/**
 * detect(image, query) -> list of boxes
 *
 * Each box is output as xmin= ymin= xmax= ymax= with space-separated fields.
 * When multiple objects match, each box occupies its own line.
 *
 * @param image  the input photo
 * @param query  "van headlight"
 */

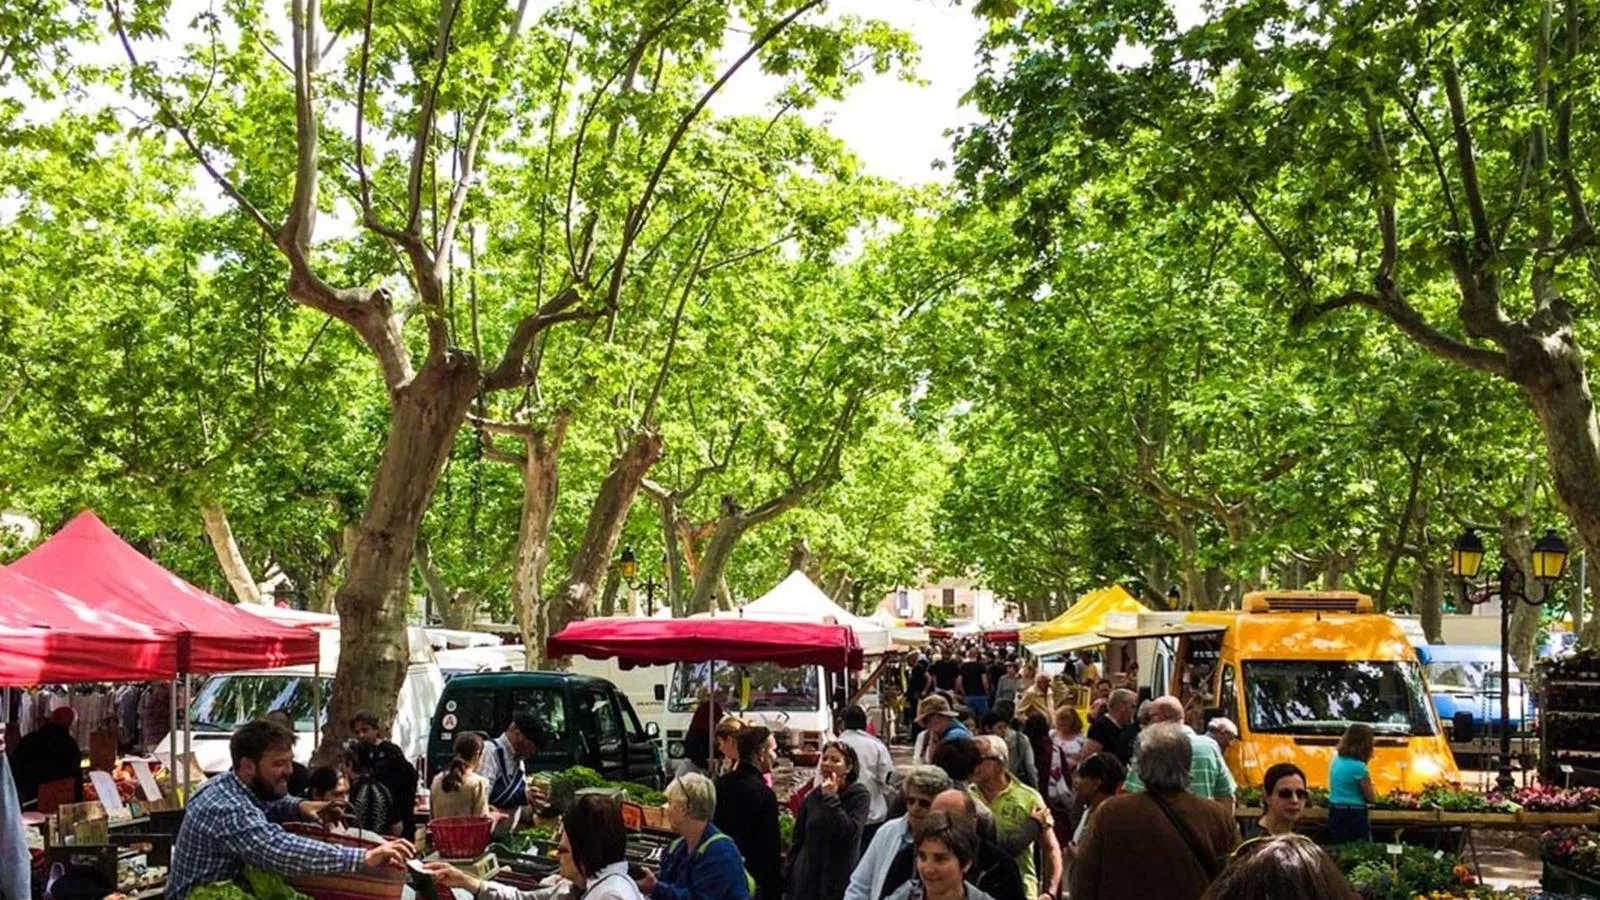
xmin=667 ymin=740 xmax=685 ymax=759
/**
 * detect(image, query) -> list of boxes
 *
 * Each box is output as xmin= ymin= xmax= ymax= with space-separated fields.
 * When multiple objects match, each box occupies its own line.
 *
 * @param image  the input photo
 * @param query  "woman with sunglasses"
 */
xmin=1243 ymin=764 xmax=1308 ymax=839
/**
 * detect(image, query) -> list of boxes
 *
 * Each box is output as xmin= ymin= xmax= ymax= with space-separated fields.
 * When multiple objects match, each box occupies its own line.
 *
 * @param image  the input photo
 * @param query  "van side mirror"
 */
xmin=645 ymin=721 xmax=660 ymax=738
xmin=654 ymin=685 xmax=665 ymax=702
xmin=1452 ymin=711 xmax=1476 ymax=742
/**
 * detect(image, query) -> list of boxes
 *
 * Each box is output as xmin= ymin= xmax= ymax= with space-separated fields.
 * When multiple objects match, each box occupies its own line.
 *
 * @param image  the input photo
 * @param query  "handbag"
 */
xmin=1145 ymin=793 xmax=1221 ymax=881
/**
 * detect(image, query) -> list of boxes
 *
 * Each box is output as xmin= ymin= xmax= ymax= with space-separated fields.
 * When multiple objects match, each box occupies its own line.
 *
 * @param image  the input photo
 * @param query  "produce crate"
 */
xmin=641 ymin=805 xmax=669 ymax=830
xmin=1369 ymin=809 xmax=1441 ymax=824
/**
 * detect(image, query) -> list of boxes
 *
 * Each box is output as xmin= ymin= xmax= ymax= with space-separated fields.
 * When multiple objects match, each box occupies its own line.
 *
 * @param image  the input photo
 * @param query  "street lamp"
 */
xmin=1168 ymin=584 xmax=1182 ymax=610
xmin=1450 ymin=526 xmax=1571 ymax=792
xmin=615 ymin=546 xmax=658 ymax=617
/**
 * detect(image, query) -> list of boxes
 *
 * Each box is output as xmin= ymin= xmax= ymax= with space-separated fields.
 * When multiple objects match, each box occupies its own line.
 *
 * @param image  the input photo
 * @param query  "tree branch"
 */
xmin=1442 ymin=55 xmax=1495 ymax=253
xmin=406 ymin=0 xmax=462 ymax=234
xmin=1298 ymin=290 xmax=1509 ymax=376
xmin=482 ymin=287 xmax=598 ymax=391
xmin=282 ymin=0 xmax=320 ymax=255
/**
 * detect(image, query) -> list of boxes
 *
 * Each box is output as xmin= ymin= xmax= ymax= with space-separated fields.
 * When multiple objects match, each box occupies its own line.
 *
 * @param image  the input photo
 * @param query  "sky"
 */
xmin=712 ymin=0 xmax=988 ymax=186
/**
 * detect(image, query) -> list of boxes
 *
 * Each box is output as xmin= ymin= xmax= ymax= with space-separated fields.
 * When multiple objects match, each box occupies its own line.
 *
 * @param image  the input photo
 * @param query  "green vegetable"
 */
xmin=778 ymin=811 xmax=795 ymax=851
xmin=617 ymin=782 xmax=668 ymax=806
xmin=188 ymin=883 xmax=252 ymax=900
xmin=242 ymin=868 xmax=311 ymax=900
xmin=562 ymin=766 xmax=607 ymax=788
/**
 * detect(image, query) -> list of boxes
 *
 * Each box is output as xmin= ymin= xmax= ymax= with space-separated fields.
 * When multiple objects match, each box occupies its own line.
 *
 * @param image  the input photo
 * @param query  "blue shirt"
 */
xmin=1329 ymin=755 xmax=1370 ymax=807
xmin=652 ymin=824 xmax=751 ymax=900
xmin=166 ymin=773 xmax=365 ymax=900
xmin=477 ymin=734 xmax=529 ymax=809
xmin=941 ymin=722 xmax=973 ymax=744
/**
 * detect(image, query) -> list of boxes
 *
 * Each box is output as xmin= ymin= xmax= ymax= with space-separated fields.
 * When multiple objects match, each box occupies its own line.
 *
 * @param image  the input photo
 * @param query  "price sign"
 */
xmin=88 ymin=770 xmax=124 ymax=814
xmin=129 ymin=759 xmax=162 ymax=802
xmin=1561 ymin=764 xmax=1575 ymax=774
xmin=1386 ymin=844 xmax=1403 ymax=857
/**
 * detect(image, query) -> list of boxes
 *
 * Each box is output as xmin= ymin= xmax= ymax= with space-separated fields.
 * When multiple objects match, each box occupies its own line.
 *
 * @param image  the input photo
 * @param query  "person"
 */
xmin=915 ymin=696 xmax=972 ymax=750
xmin=428 ymin=794 xmax=645 ymax=899
xmin=970 ymin=735 xmax=1060 ymax=900
xmin=980 ymin=709 xmax=1035 ymax=788
xmin=786 ymin=741 xmax=872 ymax=900
xmin=1199 ymin=833 xmax=1359 ymax=900
xmin=10 ymin=707 xmax=82 ymax=806
xmin=347 ymin=740 xmax=401 ymax=836
xmin=846 ymin=765 xmax=954 ymax=900
xmin=835 ymin=705 xmax=898 ymax=829
xmin=478 ymin=711 xmax=547 ymax=820
xmin=1124 ymin=696 xmax=1236 ymax=811
xmin=638 ymin=773 xmax=749 ymax=900
xmin=139 ymin=683 xmax=172 ymax=754
xmin=714 ymin=716 xmax=749 ymax=777
xmin=1206 ymin=718 xmax=1239 ymax=757
xmin=347 ymin=712 xmax=420 ymax=838
xmin=431 ymin=731 xmax=491 ymax=820
xmin=1069 ymin=723 xmax=1237 ymax=900
xmin=264 ymin=710 xmax=311 ymax=798
xmin=303 ymin=765 xmax=348 ymax=804
xmin=1328 ymin=724 xmax=1376 ymax=844
xmin=906 ymin=654 xmax=932 ymax=736
xmin=926 ymin=790 xmax=1026 ymax=900
xmin=166 ymin=720 xmax=412 ymax=900
xmin=931 ymin=737 xmax=983 ymax=791
xmin=985 ymin=653 xmax=1007 ymax=706
xmin=930 ymin=647 xmax=961 ymax=694
xmin=1244 ymin=763 xmax=1308 ymax=839
xmin=882 ymin=812 xmax=997 ymax=900
xmin=1065 ymin=752 xmax=1126 ymax=869
xmin=994 ymin=663 xmax=1022 ymax=711
xmin=957 ymin=649 xmax=991 ymax=718
xmin=715 ymin=726 xmax=781 ymax=900
xmin=1043 ymin=706 xmax=1084 ymax=825
xmin=1080 ymin=689 xmax=1137 ymax=765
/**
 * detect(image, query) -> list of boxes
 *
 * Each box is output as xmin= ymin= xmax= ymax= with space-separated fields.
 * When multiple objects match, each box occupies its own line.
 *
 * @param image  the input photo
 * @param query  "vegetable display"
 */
xmin=1493 ymin=785 xmax=1600 ymax=813
xmin=1369 ymin=785 xmax=1514 ymax=813
xmin=186 ymin=868 xmax=310 ymax=900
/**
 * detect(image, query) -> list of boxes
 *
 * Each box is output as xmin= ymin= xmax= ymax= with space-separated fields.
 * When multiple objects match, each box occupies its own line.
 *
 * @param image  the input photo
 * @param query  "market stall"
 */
xmin=728 ymin=569 xmax=894 ymax=654
xmin=1021 ymin=584 xmax=1151 ymax=661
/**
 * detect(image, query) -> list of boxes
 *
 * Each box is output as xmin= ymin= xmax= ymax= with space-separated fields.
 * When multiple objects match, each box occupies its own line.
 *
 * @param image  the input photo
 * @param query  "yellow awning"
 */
xmin=1021 ymin=585 xmax=1152 ymax=647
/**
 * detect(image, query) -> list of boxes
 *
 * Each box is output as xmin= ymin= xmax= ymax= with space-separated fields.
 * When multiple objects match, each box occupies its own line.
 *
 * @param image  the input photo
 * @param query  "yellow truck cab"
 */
xmin=1128 ymin=590 xmax=1459 ymax=793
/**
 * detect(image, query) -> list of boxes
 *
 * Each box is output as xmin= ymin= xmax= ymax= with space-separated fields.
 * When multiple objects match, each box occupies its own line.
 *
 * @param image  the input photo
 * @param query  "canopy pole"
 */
xmin=168 ymin=680 xmax=178 ymax=775
xmin=183 ymin=673 xmax=193 ymax=802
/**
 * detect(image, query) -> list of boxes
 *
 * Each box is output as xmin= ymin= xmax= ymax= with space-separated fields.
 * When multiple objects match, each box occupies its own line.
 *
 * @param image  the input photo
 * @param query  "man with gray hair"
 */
xmin=1206 ymin=717 xmax=1238 ymax=755
xmin=1124 ymin=696 xmax=1236 ymax=811
xmin=844 ymin=765 xmax=953 ymax=900
xmin=1081 ymin=688 xmax=1138 ymax=764
xmin=972 ymin=734 xmax=1061 ymax=900
xmin=1069 ymin=724 xmax=1236 ymax=900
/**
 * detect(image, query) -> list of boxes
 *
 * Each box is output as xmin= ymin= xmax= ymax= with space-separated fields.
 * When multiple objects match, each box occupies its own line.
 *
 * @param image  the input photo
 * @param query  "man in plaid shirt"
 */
xmin=166 ymin=720 xmax=413 ymax=900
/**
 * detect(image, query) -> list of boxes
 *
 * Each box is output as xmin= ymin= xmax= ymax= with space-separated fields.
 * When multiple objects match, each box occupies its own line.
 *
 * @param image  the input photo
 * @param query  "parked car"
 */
xmin=428 ymin=672 xmax=665 ymax=787
xmin=1416 ymin=643 xmax=1533 ymax=736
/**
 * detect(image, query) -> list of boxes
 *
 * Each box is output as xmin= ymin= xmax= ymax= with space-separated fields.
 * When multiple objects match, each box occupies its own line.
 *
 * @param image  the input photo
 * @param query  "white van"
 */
xmin=154 ymin=627 xmax=444 ymax=775
xmin=662 ymin=660 xmax=836 ymax=765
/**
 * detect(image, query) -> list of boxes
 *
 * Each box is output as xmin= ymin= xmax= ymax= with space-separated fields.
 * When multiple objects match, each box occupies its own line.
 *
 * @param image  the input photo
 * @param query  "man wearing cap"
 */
xmin=915 ymin=695 xmax=972 ymax=750
xmin=477 ymin=712 xmax=547 ymax=825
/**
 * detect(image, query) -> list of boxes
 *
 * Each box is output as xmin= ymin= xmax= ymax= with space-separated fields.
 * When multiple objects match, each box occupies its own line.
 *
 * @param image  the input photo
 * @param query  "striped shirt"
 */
xmin=1123 ymin=726 xmax=1237 ymax=800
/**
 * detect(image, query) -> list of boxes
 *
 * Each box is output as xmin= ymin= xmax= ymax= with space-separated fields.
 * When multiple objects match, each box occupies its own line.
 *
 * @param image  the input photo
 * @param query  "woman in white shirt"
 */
xmin=426 ymin=795 xmax=645 ymax=900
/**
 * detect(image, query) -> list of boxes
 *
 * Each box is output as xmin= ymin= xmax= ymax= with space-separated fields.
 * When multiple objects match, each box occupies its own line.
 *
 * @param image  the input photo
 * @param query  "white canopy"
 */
xmin=732 ymin=570 xmax=895 ymax=654
xmin=867 ymin=609 xmax=929 ymax=646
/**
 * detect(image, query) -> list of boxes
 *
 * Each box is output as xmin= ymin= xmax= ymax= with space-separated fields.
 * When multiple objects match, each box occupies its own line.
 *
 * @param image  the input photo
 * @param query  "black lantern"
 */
xmin=1450 ymin=529 xmax=1485 ymax=580
xmin=1530 ymin=529 xmax=1572 ymax=583
xmin=618 ymin=546 xmax=638 ymax=583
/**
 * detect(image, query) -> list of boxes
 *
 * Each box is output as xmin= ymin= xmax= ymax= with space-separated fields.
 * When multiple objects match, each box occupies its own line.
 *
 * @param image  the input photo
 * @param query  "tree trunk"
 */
xmin=543 ymin=429 xmax=663 ymax=662
xmin=1501 ymin=514 xmax=1543 ymax=674
xmin=1583 ymin=553 xmax=1600 ymax=648
xmin=788 ymin=537 xmax=814 ymax=575
xmin=689 ymin=504 xmax=743 ymax=615
xmin=599 ymin=565 xmax=624 ymax=617
xmin=1376 ymin=452 xmax=1425 ymax=611
xmin=416 ymin=537 xmax=482 ymax=631
xmin=510 ymin=439 xmax=563 ymax=669
xmin=717 ymin=575 xmax=736 ymax=611
xmin=317 ymin=359 xmax=478 ymax=763
xmin=1416 ymin=564 xmax=1444 ymax=644
xmin=199 ymin=499 xmax=262 ymax=605
xmin=1517 ymin=341 xmax=1600 ymax=587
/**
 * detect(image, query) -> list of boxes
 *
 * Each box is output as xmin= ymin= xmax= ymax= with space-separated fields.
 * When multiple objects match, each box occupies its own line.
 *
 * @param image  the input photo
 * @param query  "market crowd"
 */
xmin=113 ymin=640 xmax=1382 ymax=900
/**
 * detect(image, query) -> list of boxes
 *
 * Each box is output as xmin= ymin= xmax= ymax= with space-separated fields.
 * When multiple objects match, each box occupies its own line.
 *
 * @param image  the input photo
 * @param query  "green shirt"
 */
xmin=1124 ymin=726 xmax=1237 ymax=800
xmin=971 ymin=777 xmax=1047 ymax=897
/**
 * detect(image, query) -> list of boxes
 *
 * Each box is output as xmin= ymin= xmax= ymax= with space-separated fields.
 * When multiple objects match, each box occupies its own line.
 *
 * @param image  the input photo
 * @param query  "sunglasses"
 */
xmin=1274 ymin=789 xmax=1310 ymax=800
xmin=905 ymin=796 xmax=934 ymax=810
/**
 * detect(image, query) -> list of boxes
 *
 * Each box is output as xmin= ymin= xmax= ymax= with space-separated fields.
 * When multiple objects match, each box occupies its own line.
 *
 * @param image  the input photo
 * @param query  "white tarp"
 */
xmin=867 ymin=610 xmax=929 ymax=646
xmin=734 ymin=570 xmax=895 ymax=654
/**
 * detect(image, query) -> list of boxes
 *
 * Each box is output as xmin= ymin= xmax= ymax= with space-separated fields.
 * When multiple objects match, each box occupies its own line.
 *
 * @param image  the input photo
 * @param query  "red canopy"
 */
xmin=547 ymin=617 xmax=864 ymax=670
xmin=11 ymin=511 xmax=320 ymax=674
xmin=0 ymin=564 xmax=177 ymax=685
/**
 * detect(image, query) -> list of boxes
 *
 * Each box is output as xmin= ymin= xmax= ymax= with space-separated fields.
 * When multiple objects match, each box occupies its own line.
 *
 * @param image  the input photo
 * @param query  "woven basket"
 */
xmin=429 ymin=816 xmax=494 ymax=859
xmin=280 ymin=822 xmax=407 ymax=900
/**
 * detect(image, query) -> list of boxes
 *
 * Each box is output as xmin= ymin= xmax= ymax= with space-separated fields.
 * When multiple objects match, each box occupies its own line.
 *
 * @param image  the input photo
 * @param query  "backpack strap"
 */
xmin=696 ymin=832 xmax=731 ymax=856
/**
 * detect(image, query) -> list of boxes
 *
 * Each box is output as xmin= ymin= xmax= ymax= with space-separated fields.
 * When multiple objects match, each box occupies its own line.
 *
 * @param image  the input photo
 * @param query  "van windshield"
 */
xmin=668 ymin=662 xmax=820 ymax=713
xmin=1243 ymin=660 xmax=1436 ymax=736
xmin=190 ymin=674 xmax=331 ymax=732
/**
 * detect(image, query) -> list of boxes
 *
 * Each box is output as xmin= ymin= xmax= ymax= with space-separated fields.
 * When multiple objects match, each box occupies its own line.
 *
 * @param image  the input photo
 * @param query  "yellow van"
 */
xmin=1121 ymin=591 xmax=1459 ymax=793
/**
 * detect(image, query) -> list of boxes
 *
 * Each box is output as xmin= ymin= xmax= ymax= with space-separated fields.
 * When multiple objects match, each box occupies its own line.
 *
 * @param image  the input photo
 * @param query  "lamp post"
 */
xmin=616 ymin=546 xmax=658 ymax=616
xmin=1450 ymin=527 xmax=1571 ymax=792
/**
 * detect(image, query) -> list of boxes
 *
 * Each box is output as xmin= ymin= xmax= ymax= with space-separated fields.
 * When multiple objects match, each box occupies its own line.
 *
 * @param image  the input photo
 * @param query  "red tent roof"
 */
xmin=11 ymin=511 xmax=320 ymax=674
xmin=546 ymin=617 xmax=864 ymax=670
xmin=0 ymin=564 xmax=177 ymax=684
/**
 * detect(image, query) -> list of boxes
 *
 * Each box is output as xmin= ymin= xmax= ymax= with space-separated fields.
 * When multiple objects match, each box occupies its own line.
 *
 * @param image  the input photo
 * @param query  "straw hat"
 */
xmin=915 ymin=695 xmax=956 ymax=725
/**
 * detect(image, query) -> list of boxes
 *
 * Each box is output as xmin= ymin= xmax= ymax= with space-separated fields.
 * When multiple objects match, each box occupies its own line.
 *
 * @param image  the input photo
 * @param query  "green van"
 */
xmin=428 ymin=672 xmax=666 ymax=787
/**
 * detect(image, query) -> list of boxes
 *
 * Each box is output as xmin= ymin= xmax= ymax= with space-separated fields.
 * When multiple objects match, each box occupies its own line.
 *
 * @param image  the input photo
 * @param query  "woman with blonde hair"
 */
xmin=1328 ymin=724 xmax=1376 ymax=844
xmin=713 ymin=716 xmax=748 ymax=777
